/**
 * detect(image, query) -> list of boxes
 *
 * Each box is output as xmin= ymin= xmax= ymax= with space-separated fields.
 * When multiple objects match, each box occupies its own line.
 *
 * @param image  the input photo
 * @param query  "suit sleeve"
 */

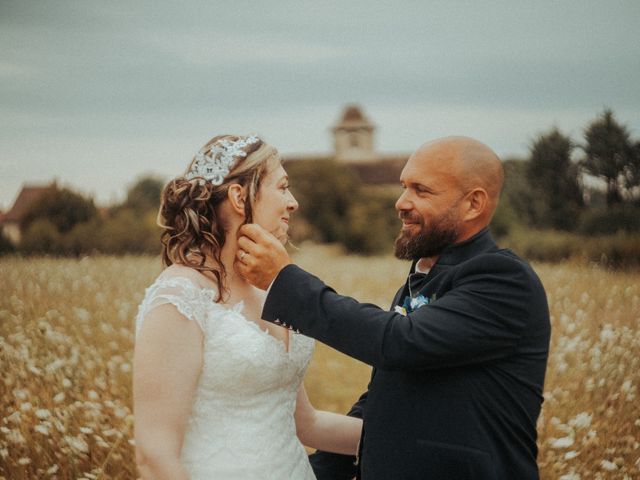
xmin=262 ymin=253 xmax=536 ymax=370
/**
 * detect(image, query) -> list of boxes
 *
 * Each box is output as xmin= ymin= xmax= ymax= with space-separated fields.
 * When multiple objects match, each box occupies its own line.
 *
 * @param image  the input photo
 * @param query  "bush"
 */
xmin=0 ymin=230 xmax=15 ymax=256
xmin=578 ymin=204 xmax=640 ymax=235
xmin=286 ymin=159 xmax=362 ymax=244
xmin=502 ymin=229 xmax=640 ymax=269
xmin=99 ymin=209 xmax=161 ymax=254
xmin=21 ymin=187 xmax=97 ymax=234
xmin=20 ymin=219 xmax=62 ymax=254
xmin=343 ymin=188 xmax=399 ymax=254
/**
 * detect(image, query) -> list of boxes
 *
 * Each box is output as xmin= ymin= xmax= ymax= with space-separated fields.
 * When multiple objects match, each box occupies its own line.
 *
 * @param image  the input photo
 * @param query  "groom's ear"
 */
xmin=227 ymin=184 xmax=247 ymax=216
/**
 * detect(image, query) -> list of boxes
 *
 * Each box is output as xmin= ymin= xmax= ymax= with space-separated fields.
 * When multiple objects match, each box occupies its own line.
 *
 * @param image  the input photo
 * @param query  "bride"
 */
xmin=133 ymin=135 xmax=361 ymax=479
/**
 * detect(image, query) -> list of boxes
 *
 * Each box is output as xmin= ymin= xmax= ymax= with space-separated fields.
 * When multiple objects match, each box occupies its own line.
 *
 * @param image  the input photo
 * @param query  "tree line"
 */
xmin=2 ymin=109 xmax=638 ymax=264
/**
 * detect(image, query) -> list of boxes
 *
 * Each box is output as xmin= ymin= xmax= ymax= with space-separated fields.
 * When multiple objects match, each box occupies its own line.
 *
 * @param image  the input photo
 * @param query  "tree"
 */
xmin=285 ymin=159 xmax=362 ymax=244
xmin=527 ymin=129 xmax=584 ymax=230
xmin=122 ymin=176 xmax=165 ymax=213
xmin=497 ymin=158 xmax=540 ymax=231
xmin=582 ymin=109 xmax=636 ymax=206
xmin=21 ymin=186 xmax=97 ymax=234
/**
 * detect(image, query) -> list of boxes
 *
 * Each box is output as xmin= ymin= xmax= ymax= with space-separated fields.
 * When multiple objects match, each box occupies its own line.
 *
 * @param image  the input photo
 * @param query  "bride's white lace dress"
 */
xmin=135 ymin=274 xmax=316 ymax=479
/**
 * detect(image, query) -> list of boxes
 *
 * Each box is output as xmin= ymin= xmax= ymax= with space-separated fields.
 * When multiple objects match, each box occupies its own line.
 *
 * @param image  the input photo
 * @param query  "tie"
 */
xmin=408 ymin=272 xmax=428 ymax=296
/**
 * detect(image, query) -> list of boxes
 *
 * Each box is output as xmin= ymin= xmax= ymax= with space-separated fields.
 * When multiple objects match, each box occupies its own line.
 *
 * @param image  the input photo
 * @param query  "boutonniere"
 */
xmin=394 ymin=293 xmax=437 ymax=315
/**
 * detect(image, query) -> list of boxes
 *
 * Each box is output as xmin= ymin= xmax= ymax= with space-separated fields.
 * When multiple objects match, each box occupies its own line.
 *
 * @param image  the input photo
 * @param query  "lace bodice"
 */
xmin=135 ymin=274 xmax=316 ymax=479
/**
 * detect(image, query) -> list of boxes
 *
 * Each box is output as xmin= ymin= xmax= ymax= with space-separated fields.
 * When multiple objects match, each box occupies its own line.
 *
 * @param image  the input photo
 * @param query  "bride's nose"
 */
xmin=287 ymin=192 xmax=299 ymax=212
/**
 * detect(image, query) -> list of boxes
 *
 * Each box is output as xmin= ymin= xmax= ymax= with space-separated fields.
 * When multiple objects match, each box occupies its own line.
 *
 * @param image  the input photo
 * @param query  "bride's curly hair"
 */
xmin=158 ymin=135 xmax=281 ymax=300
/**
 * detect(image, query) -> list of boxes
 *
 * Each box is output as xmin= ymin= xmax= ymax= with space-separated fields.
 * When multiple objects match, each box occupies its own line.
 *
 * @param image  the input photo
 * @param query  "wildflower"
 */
xmin=13 ymin=389 xmax=28 ymax=400
xmin=6 ymin=430 xmax=25 ymax=444
xmin=559 ymin=473 xmax=580 ymax=480
xmin=569 ymin=412 xmax=592 ymax=429
xmin=35 ymin=408 xmax=51 ymax=419
xmin=74 ymin=308 xmax=90 ymax=322
xmin=564 ymin=450 xmax=580 ymax=460
xmin=551 ymin=436 xmax=574 ymax=448
xmin=559 ymin=473 xmax=581 ymax=480
xmin=65 ymin=435 xmax=89 ymax=454
xmin=35 ymin=423 xmax=51 ymax=435
xmin=600 ymin=459 xmax=617 ymax=471
xmin=46 ymin=465 xmax=59 ymax=474
xmin=53 ymin=392 xmax=65 ymax=403
xmin=17 ymin=457 xmax=31 ymax=465
xmin=7 ymin=410 xmax=21 ymax=423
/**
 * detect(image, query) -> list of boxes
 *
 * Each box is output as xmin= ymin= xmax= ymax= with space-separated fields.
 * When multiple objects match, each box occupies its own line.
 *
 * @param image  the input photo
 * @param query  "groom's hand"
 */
xmin=236 ymin=224 xmax=292 ymax=290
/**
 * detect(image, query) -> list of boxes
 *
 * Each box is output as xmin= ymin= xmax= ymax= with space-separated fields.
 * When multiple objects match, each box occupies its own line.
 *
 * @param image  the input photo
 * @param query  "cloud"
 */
xmin=0 ymin=0 xmax=639 ymax=207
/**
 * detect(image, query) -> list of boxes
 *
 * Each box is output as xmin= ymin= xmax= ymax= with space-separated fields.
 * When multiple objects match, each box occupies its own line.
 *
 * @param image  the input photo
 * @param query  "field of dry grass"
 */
xmin=1 ymin=245 xmax=639 ymax=479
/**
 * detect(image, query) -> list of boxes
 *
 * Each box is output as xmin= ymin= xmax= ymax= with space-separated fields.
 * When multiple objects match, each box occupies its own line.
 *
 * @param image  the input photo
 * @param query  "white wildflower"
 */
xmin=17 ymin=457 xmax=31 ymax=465
xmin=53 ymin=392 xmax=65 ymax=403
xmin=35 ymin=423 xmax=51 ymax=435
xmin=46 ymin=464 xmax=59 ymax=474
xmin=35 ymin=408 xmax=51 ymax=419
xmin=569 ymin=412 xmax=592 ymax=429
xmin=559 ymin=473 xmax=581 ymax=480
xmin=62 ymin=377 xmax=72 ymax=388
xmin=13 ymin=388 xmax=29 ymax=400
xmin=74 ymin=307 xmax=90 ymax=322
xmin=600 ymin=325 xmax=615 ymax=343
xmin=551 ymin=436 xmax=574 ymax=448
xmin=65 ymin=435 xmax=89 ymax=454
xmin=564 ymin=450 xmax=580 ymax=460
xmin=7 ymin=430 xmax=25 ymax=444
xmin=7 ymin=410 xmax=21 ymax=423
xmin=600 ymin=459 xmax=617 ymax=471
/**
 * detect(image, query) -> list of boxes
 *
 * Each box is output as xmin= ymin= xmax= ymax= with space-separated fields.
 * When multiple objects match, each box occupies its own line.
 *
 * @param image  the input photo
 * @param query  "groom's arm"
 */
xmin=236 ymin=223 xmax=541 ymax=371
xmin=262 ymin=255 xmax=538 ymax=371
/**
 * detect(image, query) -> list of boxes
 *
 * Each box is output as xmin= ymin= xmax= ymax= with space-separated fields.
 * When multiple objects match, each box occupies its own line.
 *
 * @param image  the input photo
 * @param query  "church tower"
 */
xmin=332 ymin=104 xmax=377 ymax=162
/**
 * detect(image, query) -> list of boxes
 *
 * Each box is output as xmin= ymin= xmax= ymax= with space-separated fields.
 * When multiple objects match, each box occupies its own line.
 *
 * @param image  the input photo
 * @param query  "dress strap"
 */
xmin=135 ymin=276 xmax=221 ymax=335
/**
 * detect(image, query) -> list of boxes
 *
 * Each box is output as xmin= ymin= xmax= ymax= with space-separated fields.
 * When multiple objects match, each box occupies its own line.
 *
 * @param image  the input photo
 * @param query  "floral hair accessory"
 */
xmin=186 ymin=135 xmax=260 ymax=185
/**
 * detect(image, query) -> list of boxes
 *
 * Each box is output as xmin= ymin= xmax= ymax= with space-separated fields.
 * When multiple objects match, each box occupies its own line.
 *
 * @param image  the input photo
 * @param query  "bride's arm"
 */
xmin=295 ymin=384 xmax=362 ymax=455
xmin=133 ymin=304 xmax=203 ymax=480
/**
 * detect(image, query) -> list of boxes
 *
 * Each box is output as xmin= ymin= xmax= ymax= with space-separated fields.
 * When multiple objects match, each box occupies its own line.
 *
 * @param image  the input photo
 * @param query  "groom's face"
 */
xmin=394 ymin=146 xmax=466 ymax=260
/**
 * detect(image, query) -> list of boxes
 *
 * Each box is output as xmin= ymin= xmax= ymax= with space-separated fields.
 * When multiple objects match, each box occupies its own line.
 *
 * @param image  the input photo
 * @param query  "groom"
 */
xmin=236 ymin=136 xmax=550 ymax=479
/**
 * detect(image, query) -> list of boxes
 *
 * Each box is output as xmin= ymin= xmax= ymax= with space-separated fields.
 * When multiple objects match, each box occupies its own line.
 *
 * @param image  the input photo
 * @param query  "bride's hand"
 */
xmin=236 ymin=224 xmax=292 ymax=290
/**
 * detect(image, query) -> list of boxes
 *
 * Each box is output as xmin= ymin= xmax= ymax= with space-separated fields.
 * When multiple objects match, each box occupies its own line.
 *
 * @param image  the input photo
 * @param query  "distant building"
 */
xmin=0 ymin=182 xmax=56 ymax=245
xmin=286 ymin=104 xmax=408 ymax=185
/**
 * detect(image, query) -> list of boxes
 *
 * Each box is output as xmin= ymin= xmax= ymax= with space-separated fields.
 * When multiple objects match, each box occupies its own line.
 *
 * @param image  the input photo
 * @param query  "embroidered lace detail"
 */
xmin=135 ymin=273 xmax=316 ymax=479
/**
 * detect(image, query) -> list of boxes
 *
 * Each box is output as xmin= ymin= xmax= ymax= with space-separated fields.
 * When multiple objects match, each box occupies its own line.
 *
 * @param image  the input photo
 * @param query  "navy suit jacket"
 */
xmin=262 ymin=229 xmax=550 ymax=479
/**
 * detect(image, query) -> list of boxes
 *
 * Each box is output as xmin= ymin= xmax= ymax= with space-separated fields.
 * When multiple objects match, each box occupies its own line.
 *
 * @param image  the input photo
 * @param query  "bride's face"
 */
xmin=252 ymin=164 xmax=298 ymax=244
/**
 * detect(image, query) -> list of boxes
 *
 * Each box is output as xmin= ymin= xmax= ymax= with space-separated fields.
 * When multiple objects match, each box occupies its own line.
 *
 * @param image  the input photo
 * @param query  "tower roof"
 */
xmin=333 ymin=104 xmax=374 ymax=131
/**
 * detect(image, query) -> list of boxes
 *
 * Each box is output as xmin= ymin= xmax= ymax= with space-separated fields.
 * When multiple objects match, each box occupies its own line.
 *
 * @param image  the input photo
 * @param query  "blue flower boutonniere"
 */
xmin=394 ymin=293 xmax=437 ymax=315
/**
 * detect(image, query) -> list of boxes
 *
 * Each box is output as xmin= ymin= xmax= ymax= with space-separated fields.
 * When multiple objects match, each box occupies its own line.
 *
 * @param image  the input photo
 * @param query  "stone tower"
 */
xmin=332 ymin=104 xmax=377 ymax=162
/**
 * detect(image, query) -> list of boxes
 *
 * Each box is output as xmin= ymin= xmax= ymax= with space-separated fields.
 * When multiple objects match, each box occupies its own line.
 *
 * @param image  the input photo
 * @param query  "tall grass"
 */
xmin=1 ymin=246 xmax=639 ymax=479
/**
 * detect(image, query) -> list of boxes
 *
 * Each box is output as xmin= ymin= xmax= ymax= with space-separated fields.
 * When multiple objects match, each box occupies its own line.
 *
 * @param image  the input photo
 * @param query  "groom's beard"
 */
xmin=394 ymin=209 xmax=461 ymax=260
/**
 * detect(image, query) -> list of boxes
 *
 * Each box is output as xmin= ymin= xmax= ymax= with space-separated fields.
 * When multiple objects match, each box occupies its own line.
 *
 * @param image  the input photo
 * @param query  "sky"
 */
xmin=1 ymin=0 xmax=639 ymax=209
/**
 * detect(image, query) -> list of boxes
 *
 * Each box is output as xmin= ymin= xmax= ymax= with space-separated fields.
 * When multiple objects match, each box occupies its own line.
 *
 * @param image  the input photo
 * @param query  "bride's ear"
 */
xmin=227 ymin=184 xmax=247 ymax=216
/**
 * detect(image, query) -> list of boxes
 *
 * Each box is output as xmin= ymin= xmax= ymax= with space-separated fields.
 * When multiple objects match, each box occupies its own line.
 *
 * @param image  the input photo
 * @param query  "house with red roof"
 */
xmin=0 ymin=182 xmax=56 ymax=245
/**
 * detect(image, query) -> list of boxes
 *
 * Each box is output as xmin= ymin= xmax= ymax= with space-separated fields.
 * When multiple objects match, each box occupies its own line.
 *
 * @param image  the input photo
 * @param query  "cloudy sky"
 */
xmin=1 ymin=1 xmax=638 ymax=209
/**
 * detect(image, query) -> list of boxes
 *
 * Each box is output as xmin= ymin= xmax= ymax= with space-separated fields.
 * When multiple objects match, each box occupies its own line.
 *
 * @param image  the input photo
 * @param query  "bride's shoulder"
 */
xmin=156 ymin=264 xmax=218 ymax=292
